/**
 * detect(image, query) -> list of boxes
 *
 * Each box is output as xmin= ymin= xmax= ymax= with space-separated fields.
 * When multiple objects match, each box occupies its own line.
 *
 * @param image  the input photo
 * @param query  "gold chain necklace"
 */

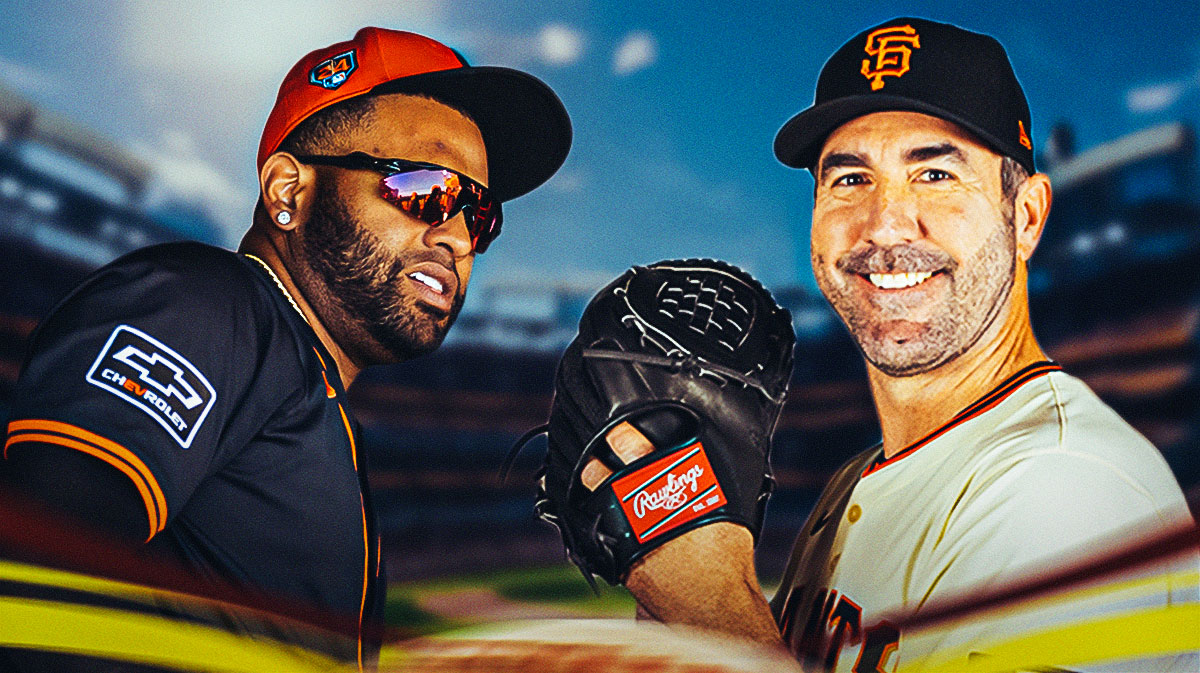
xmin=243 ymin=254 xmax=309 ymax=324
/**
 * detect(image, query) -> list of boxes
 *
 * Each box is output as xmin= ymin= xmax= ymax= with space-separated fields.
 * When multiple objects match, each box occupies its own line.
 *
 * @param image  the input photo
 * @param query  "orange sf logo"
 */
xmin=860 ymin=25 xmax=921 ymax=91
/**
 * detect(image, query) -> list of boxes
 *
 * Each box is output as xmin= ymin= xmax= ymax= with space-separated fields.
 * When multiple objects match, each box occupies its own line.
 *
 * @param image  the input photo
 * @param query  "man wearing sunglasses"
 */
xmin=578 ymin=17 xmax=1194 ymax=672
xmin=1 ymin=27 xmax=569 ymax=670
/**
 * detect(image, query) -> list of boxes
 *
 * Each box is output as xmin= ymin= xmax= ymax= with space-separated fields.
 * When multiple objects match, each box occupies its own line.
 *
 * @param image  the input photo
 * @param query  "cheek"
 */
xmin=456 ymin=257 xmax=474 ymax=290
xmin=364 ymin=209 xmax=428 ymax=250
xmin=919 ymin=197 xmax=1000 ymax=257
xmin=810 ymin=214 xmax=853 ymax=266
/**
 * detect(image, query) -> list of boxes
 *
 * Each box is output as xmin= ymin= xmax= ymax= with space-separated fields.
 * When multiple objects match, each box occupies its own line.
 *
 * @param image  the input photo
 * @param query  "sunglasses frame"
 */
xmin=292 ymin=151 xmax=501 ymax=253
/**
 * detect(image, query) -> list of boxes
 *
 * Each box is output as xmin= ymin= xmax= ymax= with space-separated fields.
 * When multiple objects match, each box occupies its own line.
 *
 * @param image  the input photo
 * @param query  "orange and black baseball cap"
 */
xmin=774 ymin=17 xmax=1035 ymax=175
xmin=259 ymin=27 xmax=571 ymax=202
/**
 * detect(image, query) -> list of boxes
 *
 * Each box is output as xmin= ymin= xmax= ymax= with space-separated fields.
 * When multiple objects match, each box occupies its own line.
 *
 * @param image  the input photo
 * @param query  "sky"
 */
xmin=0 ymin=0 xmax=1197 ymax=304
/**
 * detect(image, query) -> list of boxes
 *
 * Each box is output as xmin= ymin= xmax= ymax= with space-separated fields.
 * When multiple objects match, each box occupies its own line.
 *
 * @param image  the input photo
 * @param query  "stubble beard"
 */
xmin=297 ymin=182 xmax=465 ymax=365
xmin=815 ymin=218 xmax=1016 ymax=377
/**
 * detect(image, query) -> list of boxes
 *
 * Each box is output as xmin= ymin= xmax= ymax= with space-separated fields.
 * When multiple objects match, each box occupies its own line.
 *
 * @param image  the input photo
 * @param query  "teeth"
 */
xmin=410 ymin=271 xmax=444 ymax=294
xmin=868 ymin=271 xmax=933 ymax=290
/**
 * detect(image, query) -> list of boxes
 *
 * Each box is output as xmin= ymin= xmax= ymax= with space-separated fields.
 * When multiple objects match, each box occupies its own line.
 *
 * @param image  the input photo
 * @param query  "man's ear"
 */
xmin=259 ymin=152 xmax=310 ymax=231
xmin=1014 ymin=172 xmax=1052 ymax=262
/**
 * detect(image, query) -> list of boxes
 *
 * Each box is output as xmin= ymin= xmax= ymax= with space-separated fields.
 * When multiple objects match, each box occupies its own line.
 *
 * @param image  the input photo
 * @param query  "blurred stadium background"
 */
xmin=0 ymin=1 xmax=1197 ymax=640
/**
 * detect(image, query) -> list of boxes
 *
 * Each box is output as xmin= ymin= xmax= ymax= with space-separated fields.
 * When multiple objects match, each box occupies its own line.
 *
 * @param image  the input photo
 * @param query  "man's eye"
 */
xmin=920 ymin=169 xmax=953 ymax=182
xmin=831 ymin=173 xmax=868 ymax=187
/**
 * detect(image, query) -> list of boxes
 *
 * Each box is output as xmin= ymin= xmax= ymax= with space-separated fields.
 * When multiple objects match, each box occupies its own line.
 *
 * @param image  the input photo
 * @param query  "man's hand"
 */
xmin=532 ymin=260 xmax=793 ymax=648
xmin=581 ymin=422 xmax=784 ymax=648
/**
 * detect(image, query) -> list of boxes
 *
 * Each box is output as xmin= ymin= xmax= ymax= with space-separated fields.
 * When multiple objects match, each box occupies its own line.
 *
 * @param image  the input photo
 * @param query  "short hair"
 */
xmin=1000 ymin=155 xmax=1030 ymax=205
xmin=274 ymin=91 xmax=477 ymax=158
xmin=276 ymin=95 xmax=380 ymax=157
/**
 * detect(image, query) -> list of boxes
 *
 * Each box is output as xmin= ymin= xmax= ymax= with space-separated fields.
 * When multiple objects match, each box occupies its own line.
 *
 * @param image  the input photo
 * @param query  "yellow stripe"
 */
xmin=901 ymin=603 xmax=1200 ymax=673
xmin=0 ymin=595 xmax=338 ymax=673
xmin=911 ymin=569 xmax=1200 ymax=628
xmin=0 ymin=559 xmax=176 ymax=605
xmin=5 ymin=433 xmax=160 ymax=539
xmin=7 ymin=419 xmax=168 ymax=532
xmin=1016 ymin=568 xmax=1199 ymax=616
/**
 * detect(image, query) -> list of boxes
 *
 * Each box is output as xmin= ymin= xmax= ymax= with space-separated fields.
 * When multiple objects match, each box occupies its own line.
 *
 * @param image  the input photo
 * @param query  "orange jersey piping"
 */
xmin=5 ymin=419 xmax=168 ymax=540
xmin=337 ymin=400 xmax=368 ymax=672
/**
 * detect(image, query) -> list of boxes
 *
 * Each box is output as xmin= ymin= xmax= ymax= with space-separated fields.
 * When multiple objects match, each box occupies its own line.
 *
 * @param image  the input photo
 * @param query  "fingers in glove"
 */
xmin=581 ymin=422 xmax=655 ymax=491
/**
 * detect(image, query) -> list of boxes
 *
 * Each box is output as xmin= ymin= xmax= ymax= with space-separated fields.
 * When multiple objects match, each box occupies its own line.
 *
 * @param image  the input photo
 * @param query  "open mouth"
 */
xmin=404 ymin=262 xmax=458 ymax=315
xmin=864 ymin=271 xmax=937 ymax=290
xmin=409 ymin=270 xmax=445 ymax=294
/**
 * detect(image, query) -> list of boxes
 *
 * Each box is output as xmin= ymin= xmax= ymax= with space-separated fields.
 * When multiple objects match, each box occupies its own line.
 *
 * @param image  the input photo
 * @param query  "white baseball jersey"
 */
xmin=771 ymin=362 xmax=1197 ymax=672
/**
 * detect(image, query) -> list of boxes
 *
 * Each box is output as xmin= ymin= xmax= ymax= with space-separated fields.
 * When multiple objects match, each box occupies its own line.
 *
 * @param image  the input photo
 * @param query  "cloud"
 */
xmin=132 ymin=129 xmax=250 ymax=246
xmin=0 ymin=56 xmax=62 ymax=95
xmin=458 ymin=23 xmax=587 ymax=69
xmin=1126 ymin=81 xmax=1185 ymax=113
xmin=545 ymin=167 xmax=586 ymax=194
xmin=612 ymin=31 xmax=657 ymax=76
xmin=537 ymin=24 xmax=585 ymax=66
xmin=117 ymin=1 xmax=450 ymax=91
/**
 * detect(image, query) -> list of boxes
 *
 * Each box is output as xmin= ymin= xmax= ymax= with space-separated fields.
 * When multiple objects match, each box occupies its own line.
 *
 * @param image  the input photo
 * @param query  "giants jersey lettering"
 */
xmin=771 ymin=363 xmax=1195 ymax=672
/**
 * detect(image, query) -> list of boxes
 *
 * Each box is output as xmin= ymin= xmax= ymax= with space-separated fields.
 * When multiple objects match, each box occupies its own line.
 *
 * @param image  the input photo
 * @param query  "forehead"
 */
xmin=349 ymin=93 xmax=488 ymax=181
xmin=819 ymin=110 xmax=998 ymax=162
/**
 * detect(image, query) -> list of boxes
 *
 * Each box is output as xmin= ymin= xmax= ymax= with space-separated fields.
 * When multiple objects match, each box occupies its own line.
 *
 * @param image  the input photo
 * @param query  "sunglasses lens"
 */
xmin=381 ymin=169 xmax=457 ymax=223
xmin=381 ymin=169 xmax=502 ymax=253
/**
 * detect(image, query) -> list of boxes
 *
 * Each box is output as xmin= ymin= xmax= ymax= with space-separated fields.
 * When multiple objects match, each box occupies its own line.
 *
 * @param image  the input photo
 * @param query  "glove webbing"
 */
xmin=581 ymin=348 xmax=786 ymax=405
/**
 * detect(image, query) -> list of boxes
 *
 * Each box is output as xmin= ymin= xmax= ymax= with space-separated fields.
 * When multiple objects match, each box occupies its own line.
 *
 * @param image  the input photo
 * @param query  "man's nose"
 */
xmin=424 ymin=211 xmax=474 ymax=259
xmin=861 ymin=179 xmax=921 ymax=246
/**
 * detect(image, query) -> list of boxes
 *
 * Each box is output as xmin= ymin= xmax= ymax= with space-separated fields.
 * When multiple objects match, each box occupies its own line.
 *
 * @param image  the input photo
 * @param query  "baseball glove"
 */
xmin=532 ymin=259 xmax=795 ymax=586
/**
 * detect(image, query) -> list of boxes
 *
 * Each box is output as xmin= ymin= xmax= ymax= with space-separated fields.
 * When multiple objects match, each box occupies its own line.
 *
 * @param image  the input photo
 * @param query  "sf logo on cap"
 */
xmin=860 ymin=25 xmax=921 ymax=91
xmin=310 ymin=49 xmax=358 ymax=90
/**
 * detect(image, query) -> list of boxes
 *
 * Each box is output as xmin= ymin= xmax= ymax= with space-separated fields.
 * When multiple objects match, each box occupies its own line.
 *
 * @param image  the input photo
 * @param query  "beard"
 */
xmin=298 ymin=181 xmax=466 ymax=363
xmin=814 ymin=216 xmax=1016 ymax=378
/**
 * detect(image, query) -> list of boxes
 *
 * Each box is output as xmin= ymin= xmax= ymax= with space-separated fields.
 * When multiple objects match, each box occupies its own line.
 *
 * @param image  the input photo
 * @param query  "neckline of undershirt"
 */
xmin=860 ymin=360 xmax=1063 ymax=478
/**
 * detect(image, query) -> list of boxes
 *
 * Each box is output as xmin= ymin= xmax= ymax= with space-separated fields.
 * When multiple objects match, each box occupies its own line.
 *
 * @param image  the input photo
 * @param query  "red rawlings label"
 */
xmin=611 ymin=441 xmax=727 ymax=543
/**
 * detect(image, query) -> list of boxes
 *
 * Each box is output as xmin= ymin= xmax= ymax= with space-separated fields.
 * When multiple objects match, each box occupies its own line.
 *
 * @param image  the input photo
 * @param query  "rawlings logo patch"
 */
xmin=309 ymin=49 xmax=357 ymax=90
xmin=612 ymin=442 xmax=727 ymax=543
xmin=85 ymin=325 xmax=216 ymax=448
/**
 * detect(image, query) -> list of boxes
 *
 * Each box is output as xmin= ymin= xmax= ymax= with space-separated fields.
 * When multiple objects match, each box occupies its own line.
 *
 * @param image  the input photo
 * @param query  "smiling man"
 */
xmin=586 ymin=17 xmax=1195 ymax=672
xmin=1 ymin=27 xmax=569 ymax=670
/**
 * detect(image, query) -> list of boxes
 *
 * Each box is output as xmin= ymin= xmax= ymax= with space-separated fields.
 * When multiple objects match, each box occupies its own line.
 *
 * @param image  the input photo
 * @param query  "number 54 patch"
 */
xmin=85 ymin=325 xmax=216 ymax=448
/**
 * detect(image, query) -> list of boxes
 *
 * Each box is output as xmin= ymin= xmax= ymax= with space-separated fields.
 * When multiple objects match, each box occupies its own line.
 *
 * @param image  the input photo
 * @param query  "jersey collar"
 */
xmin=861 ymin=361 xmax=1062 ymax=478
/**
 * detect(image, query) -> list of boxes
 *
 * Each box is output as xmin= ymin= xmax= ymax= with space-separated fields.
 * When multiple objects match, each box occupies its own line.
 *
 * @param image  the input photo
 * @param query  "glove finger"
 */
xmin=626 ymin=407 xmax=695 ymax=450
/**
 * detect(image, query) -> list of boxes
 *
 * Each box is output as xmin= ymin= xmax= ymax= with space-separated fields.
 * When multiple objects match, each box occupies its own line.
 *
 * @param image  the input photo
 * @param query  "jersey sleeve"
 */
xmin=4 ymin=246 xmax=288 ymax=540
xmin=904 ymin=451 xmax=1193 ymax=669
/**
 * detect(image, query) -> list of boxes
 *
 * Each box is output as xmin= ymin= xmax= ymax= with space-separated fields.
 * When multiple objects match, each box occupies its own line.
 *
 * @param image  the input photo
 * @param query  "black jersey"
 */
xmin=3 ymin=242 xmax=384 ymax=667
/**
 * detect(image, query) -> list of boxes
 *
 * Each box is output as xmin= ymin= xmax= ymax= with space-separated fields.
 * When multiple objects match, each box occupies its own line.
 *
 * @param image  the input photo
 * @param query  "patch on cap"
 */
xmin=309 ymin=49 xmax=358 ymax=90
xmin=860 ymin=24 xmax=921 ymax=91
xmin=1018 ymin=120 xmax=1032 ymax=150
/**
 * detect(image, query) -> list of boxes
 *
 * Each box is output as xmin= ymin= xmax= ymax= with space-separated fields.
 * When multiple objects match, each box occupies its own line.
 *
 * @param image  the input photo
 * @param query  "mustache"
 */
xmin=835 ymin=245 xmax=957 ymax=276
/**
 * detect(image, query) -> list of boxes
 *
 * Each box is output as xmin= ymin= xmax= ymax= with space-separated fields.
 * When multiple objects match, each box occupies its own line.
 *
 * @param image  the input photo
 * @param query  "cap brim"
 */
xmin=374 ymin=67 xmax=571 ymax=202
xmin=774 ymin=95 xmax=1021 ymax=173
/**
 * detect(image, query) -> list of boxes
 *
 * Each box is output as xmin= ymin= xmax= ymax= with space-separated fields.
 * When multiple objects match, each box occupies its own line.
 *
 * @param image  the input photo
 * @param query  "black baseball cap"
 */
xmin=260 ymin=27 xmax=571 ymax=202
xmin=774 ymin=17 xmax=1035 ymax=175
